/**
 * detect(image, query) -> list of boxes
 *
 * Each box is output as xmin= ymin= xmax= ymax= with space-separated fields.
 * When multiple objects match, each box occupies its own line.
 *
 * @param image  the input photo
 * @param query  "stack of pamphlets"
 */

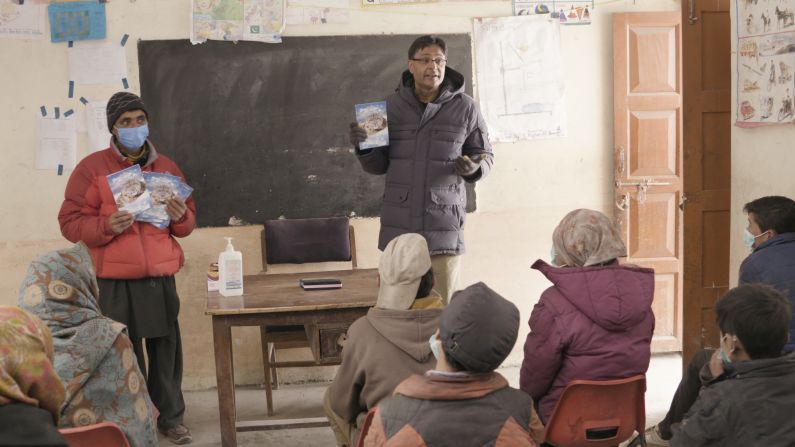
xmin=107 ymin=165 xmax=152 ymax=214
xmin=106 ymin=165 xmax=193 ymax=229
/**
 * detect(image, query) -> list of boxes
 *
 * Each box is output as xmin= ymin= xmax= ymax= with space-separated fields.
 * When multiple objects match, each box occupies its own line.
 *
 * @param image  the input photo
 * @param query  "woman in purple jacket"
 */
xmin=519 ymin=209 xmax=655 ymax=423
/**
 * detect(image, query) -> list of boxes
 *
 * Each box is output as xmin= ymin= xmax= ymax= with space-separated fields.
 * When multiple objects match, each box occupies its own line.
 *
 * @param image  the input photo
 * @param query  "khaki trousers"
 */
xmin=430 ymin=254 xmax=461 ymax=305
xmin=323 ymin=388 xmax=361 ymax=447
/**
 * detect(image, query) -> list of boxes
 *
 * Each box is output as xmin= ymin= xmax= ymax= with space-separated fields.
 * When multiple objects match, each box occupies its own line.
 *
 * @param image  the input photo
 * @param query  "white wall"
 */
xmin=730 ymin=2 xmax=795 ymax=285
xmin=0 ymin=0 xmax=680 ymax=389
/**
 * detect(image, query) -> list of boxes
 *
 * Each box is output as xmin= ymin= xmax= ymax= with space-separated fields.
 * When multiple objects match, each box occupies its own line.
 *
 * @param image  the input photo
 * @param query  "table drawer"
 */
xmin=307 ymin=322 xmax=351 ymax=364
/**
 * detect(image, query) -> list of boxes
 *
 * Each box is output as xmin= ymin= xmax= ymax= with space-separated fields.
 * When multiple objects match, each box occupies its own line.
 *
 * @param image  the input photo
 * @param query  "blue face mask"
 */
xmin=116 ymin=124 xmax=149 ymax=150
xmin=718 ymin=334 xmax=734 ymax=367
xmin=743 ymin=228 xmax=768 ymax=251
xmin=550 ymin=246 xmax=557 ymax=266
xmin=429 ymin=333 xmax=441 ymax=360
xmin=717 ymin=347 xmax=732 ymax=367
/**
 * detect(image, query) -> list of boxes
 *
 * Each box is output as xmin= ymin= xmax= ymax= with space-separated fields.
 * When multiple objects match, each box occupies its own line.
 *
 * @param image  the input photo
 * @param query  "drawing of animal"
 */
xmin=776 ymin=6 xmax=794 ymax=29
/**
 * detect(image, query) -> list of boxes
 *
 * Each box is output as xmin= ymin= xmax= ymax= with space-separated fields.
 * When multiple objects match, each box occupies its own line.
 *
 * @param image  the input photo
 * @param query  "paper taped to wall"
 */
xmin=68 ymin=42 xmax=127 ymax=85
xmin=37 ymin=114 xmax=77 ymax=171
xmin=474 ymin=15 xmax=567 ymax=142
xmin=0 ymin=0 xmax=46 ymax=39
xmin=85 ymin=101 xmax=110 ymax=152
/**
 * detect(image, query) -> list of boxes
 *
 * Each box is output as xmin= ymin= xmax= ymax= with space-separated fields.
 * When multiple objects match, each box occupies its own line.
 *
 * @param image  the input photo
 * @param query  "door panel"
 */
xmin=682 ymin=0 xmax=731 ymax=369
xmin=614 ymin=12 xmax=683 ymax=353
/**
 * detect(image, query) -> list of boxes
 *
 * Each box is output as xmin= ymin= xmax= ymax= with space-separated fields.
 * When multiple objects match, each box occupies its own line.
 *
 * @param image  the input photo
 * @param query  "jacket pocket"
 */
xmin=383 ymin=184 xmax=410 ymax=205
xmin=390 ymin=124 xmax=416 ymax=140
xmin=381 ymin=184 xmax=411 ymax=230
xmin=430 ymin=124 xmax=467 ymax=161
xmin=429 ymin=186 xmax=465 ymax=207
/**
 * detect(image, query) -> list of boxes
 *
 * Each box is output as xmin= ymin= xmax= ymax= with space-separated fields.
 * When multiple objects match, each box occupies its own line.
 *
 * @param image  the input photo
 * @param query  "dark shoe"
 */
xmin=159 ymin=424 xmax=193 ymax=445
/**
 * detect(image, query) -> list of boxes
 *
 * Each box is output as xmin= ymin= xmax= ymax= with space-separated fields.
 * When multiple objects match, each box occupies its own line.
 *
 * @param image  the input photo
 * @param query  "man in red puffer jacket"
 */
xmin=58 ymin=91 xmax=195 ymax=445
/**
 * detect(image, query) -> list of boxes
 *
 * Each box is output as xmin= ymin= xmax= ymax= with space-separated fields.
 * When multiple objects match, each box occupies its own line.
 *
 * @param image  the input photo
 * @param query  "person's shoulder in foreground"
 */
xmin=671 ymin=283 xmax=795 ymax=447
xmin=360 ymin=282 xmax=544 ymax=447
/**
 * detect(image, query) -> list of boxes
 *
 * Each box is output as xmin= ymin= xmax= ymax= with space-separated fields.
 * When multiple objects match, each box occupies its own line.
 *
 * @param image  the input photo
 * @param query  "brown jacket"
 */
xmin=362 ymin=371 xmax=544 ymax=447
xmin=328 ymin=297 xmax=443 ymax=427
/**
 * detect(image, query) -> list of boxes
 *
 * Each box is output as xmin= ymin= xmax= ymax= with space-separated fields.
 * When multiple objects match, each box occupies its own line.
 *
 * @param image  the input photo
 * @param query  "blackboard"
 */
xmin=138 ymin=35 xmax=475 ymax=228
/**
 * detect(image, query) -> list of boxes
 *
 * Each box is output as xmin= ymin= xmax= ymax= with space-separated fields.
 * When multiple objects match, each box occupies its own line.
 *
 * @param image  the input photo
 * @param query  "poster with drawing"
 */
xmin=513 ymin=0 xmax=593 ymax=25
xmin=736 ymin=0 xmax=795 ymax=126
xmin=191 ymin=0 xmax=285 ymax=44
xmin=473 ymin=15 xmax=566 ymax=142
xmin=0 ymin=0 xmax=46 ymax=39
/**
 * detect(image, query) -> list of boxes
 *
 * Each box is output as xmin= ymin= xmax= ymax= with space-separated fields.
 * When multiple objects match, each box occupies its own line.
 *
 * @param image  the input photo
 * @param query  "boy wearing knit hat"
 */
xmin=324 ymin=233 xmax=444 ymax=447
xmin=58 ymin=92 xmax=195 ymax=444
xmin=359 ymin=282 xmax=545 ymax=447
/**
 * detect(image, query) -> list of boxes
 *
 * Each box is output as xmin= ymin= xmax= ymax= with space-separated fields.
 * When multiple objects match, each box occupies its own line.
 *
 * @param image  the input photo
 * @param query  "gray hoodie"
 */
xmin=327 ymin=304 xmax=442 ymax=426
xmin=356 ymin=68 xmax=493 ymax=255
xmin=672 ymin=351 xmax=795 ymax=446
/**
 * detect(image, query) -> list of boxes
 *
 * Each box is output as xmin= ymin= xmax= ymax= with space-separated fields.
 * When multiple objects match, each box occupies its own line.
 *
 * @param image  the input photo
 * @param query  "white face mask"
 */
xmin=429 ymin=333 xmax=441 ymax=360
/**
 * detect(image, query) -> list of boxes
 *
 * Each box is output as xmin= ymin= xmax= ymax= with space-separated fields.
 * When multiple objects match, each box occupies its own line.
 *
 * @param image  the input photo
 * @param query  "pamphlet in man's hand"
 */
xmin=355 ymin=101 xmax=389 ymax=150
xmin=107 ymin=165 xmax=152 ymax=215
xmin=136 ymin=172 xmax=194 ymax=229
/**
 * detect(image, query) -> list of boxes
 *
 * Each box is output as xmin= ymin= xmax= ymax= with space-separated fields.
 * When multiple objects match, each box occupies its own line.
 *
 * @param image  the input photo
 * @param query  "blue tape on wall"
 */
xmin=122 ymin=77 xmax=129 ymax=89
xmin=54 ymin=107 xmax=60 ymax=119
xmin=120 ymin=34 xmax=129 ymax=46
xmin=79 ymin=97 xmax=88 ymax=105
xmin=40 ymin=106 xmax=46 ymax=117
xmin=64 ymin=109 xmax=74 ymax=118
xmin=57 ymin=164 xmax=64 ymax=176
xmin=68 ymin=80 xmax=74 ymax=98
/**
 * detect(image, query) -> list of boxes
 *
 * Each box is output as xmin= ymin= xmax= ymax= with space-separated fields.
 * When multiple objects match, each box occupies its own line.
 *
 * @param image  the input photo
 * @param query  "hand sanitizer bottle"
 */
xmin=218 ymin=237 xmax=243 ymax=297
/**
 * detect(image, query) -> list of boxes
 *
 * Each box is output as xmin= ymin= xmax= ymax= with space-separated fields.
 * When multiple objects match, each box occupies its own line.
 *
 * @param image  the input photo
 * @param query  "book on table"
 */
xmin=299 ymin=278 xmax=342 ymax=290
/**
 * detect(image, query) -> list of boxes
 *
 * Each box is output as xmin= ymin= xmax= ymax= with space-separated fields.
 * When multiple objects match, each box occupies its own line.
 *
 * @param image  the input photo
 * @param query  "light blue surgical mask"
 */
xmin=429 ymin=333 xmax=441 ymax=360
xmin=718 ymin=334 xmax=735 ymax=367
xmin=743 ymin=228 xmax=769 ymax=251
xmin=116 ymin=124 xmax=149 ymax=150
xmin=550 ymin=246 xmax=557 ymax=266
xmin=717 ymin=347 xmax=732 ymax=367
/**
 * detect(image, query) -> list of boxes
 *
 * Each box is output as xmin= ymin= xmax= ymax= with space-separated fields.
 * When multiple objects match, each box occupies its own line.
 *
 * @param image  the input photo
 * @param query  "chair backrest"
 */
xmin=262 ymin=217 xmax=357 ymax=270
xmin=59 ymin=421 xmax=131 ymax=447
xmin=544 ymin=375 xmax=646 ymax=447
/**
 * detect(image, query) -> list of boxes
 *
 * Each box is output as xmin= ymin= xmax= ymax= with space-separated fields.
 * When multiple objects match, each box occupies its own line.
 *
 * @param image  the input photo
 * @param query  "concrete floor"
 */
xmin=160 ymin=353 xmax=682 ymax=447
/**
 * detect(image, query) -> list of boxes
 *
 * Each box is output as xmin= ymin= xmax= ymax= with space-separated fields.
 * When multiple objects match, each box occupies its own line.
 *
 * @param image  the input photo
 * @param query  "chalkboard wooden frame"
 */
xmin=138 ymin=34 xmax=475 ymax=228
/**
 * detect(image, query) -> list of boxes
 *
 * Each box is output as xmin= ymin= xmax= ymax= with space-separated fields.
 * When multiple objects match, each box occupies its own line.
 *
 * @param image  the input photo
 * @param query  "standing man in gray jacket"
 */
xmin=349 ymin=35 xmax=494 ymax=304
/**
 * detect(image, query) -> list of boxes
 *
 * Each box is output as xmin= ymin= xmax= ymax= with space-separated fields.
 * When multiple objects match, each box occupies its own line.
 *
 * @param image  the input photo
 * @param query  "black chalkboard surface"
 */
xmin=138 ymin=35 xmax=474 ymax=228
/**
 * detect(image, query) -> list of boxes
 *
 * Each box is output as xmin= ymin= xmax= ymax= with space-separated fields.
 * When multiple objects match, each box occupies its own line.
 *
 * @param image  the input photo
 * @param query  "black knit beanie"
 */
xmin=439 ymin=282 xmax=520 ymax=373
xmin=106 ymin=92 xmax=148 ymax=132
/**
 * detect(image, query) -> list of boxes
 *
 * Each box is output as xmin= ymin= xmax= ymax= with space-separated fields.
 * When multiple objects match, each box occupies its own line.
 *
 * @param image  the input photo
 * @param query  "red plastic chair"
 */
xmin=59 ymin=421 xmax=131 ymax=447
xmin=543 ymin=375 xmax=647 ymax=447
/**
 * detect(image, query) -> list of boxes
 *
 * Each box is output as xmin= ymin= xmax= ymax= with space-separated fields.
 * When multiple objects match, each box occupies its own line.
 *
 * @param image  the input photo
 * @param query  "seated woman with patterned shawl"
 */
xmin=0 ymin=306 xmax=68 ymax=447
xmin=18 ymin=242 xmax=158 ymax=447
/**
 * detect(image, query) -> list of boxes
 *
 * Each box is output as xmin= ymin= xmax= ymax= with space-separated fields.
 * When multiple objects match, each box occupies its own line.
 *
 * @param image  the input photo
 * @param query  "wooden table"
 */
xmin=205 ymin=268 xmax=378 ymax=447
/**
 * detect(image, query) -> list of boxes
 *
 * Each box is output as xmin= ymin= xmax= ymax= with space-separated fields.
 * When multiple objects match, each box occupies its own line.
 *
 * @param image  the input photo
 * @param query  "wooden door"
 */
xmin=613 ymin=12 xmax=683 ymax=352
xmin=682 ymin=0 xmax=731 ymax=368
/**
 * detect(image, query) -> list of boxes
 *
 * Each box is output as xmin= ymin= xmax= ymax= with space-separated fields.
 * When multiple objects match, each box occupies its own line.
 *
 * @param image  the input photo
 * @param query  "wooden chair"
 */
xmin=260 ymin=216 xmax=357 ymax=416
xmin=544 ymin=375 xmax=647 ymax=447
xmin=59 ymin=421 xmax=131 ymax=447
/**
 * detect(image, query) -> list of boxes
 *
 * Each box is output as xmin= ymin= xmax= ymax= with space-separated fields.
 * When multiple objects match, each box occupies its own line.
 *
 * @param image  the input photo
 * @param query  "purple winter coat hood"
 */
xmin=533 ymin=260 xmax=654 ymax=332
xmin=520 ymin=259 xmax=655 ymax=423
